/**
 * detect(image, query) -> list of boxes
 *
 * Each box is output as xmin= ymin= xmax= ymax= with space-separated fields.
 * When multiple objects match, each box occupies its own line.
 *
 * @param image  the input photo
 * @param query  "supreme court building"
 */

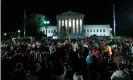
xmin=56 ymin=11 xmax=85 ymax=34
xmin=40 ymin=11 xmax=111 ymax=37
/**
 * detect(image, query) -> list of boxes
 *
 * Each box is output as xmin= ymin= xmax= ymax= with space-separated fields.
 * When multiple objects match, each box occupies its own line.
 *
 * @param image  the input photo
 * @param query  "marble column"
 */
xmin=76 ymin=19 xmax=79 ymax=33
xmin=80 ymin=19 xmax=82 ymax=33
xmin=61 ymin=20 xmax=63 ymax=26
xmin=59 ymin=20 xmax=61 ymax=33
xmin=65 ymin=19 xmax=67 ymax=33
xmin=57 ymin=20 xmax=58 ymax=33
xmin=73 ymin=19 xmax=75 ymax=33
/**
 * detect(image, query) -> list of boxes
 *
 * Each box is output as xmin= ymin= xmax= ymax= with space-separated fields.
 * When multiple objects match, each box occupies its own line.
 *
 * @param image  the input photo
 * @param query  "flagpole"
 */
xmin=24 ymin=9 xmax=26 ymax=39
xmin=113 ymin=4 xmax=116 ymax=38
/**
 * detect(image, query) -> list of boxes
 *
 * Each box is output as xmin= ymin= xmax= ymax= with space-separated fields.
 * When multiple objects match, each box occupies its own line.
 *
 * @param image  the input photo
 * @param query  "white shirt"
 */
xmin=111 ymin=70 xmax=130 ymax=80
xmin=72 ymin=43 xmax=78 ymax=52
xmin=36 ymin=42 xmax=41 ymax=48
xmin=84 ymin=43 xmax=88 ymax=48
xmin=73 ymin=73 xmax=84 ymax=80
xmin=49 ymin=45 xmax=56 ymax=55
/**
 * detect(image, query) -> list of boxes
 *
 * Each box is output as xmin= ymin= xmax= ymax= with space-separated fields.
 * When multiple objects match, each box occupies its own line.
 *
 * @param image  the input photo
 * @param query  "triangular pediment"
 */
xmin=57 ymin=11 xmax=84 ymax=17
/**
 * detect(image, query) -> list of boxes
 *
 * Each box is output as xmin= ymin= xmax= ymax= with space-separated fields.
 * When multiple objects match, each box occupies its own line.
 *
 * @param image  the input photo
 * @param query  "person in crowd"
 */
xmin=105 ymin=44 xmax=113 ymax=63
xmin=92 ymin=47 xmax=100 ymax=60
xmin=49 ymin=42 xmax=56 ymax=55
xmin=1 ymin=37 xmax=133 ymax=80
xmin=52 ymin=58 xmax=67 ymax=80
xmin=12 ymin=62 xmax=25 ymax=80
xmin=86 ymin=50 xmax=99 ymax=80
xmin=72 ymin=41 xmax=79 ymax=53
xmin=73 ymin=72 xmax=84 ymax=80
xmin=111 ymin=55 xmax=130 ymax=80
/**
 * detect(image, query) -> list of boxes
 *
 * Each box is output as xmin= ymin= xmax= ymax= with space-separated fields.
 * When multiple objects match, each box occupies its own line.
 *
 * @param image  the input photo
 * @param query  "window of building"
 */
xmin=83 ymin=29 xmax=85 ymax=33
xmin=51 ymin=30 xmax=53 ymax=33
xmin=93 ymin=29 xmax=95 ymax=32
xmin=90 ymin=29 xmax=92 ymax=32
xmin=100 ymin=29 xmax=102 ymax=32
xmin=97 ymin=29 xmax=98 ymax=32
xmin=54 ymin=30 xmax=56 ymax=33
xmin=87 ymin=30 xmax=89 ymax=32
xmin=49 ymin=30 xmax=50 ymax=33
xmin=103 ymin=29 xmax=105 ymax=32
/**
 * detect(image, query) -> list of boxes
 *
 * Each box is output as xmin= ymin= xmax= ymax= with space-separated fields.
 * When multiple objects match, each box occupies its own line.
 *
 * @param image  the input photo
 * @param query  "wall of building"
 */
xmin=40 ymin=25 xmax=111 ymax=37
xmin=40 ymin=26 xmax=57 ymax=37
xmin=83 ymin=25 xmax=110 ymax=37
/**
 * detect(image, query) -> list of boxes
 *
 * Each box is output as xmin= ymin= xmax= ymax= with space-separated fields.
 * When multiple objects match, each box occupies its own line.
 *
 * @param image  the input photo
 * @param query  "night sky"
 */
xmin=2 ymin=1 xmax=133 ymax=36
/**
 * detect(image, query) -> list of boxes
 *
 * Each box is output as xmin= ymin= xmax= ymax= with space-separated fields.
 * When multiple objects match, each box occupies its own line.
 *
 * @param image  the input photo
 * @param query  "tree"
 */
xmin=26 ymin=13 xmax=45 ymax=39
xmin=28 ymin=14 xmax=45 ymax=28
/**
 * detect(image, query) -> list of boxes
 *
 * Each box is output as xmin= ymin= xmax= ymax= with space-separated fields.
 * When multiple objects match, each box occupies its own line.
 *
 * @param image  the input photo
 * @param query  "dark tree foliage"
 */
xmin=26 ymin=13 xmax=45 ymax=40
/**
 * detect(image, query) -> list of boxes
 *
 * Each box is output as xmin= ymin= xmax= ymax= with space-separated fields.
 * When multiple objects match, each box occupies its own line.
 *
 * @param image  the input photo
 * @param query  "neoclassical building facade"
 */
xmin=40 ymin=11 xmax=111 ymax=37
xmin=56 ymin=11 xmax=85 ymax=34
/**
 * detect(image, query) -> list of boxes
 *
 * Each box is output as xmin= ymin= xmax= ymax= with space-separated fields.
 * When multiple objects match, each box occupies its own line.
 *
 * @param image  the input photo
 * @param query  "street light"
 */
xmin=110 ymin=28 xmax=112 ymax=35
xmin=44 ymin=20 xmax=50 ymax=37
xmin=4 ymin=33 xmax=7 ymax=36
xmin=3 ymin=33 xmax=7 ymax=40
xmin=18 ymin=30 xmax=21 ymax=33
xmin=18 ymin=30 xmax=21 ymax=37
xmin=110 ymin=28 xmax=112 ymax=31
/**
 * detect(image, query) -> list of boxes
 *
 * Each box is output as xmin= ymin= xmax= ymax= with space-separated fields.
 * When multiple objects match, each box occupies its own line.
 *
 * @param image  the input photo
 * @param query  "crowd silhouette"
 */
xmin=1 ymin=37 xmax=133 ymax=80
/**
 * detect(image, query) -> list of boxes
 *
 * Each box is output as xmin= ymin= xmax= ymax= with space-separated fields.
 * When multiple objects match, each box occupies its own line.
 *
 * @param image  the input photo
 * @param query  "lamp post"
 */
xmin=44 ymin=20 xmax=50 ymax=37
xmin=4 ymin=33 xmax=7 ymax=40
xmin=113 ymin=4 xmax=116 ymax=38
xmin=18 ymin=30 xmax=21 ymax=37
xmin=24 ymin=9 xmax=26 ymax=39
xmin=110 ymin=28 xmax=113 ymax=36
xmin=4 ymin=33 xmax=7 ymax=36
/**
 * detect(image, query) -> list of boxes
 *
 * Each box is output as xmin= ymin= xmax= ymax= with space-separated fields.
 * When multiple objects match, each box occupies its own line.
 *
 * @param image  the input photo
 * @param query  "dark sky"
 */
xmin=2 ymin=1 xmax=133 ymax=36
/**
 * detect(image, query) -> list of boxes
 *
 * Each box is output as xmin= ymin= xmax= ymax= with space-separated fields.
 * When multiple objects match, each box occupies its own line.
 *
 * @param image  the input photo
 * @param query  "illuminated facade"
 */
xmin=40 ymin=26 xmax=57 ymax=37
xmin=84 ymin=25 xmax=110 ymax=37
xmin=40 ymin=11 xmax=111 ymax=37
xmin=56 ymin=11 xmax=85 ymax=34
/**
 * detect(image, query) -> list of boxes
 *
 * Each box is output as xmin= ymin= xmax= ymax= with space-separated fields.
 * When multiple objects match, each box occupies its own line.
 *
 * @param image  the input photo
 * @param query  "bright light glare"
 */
xmin=4 ymin=33 xmax=7 ymax=36
xmin=69 ymin=19 xmax=71 ymax=27
xmin=110 ymin=28 xmax=112 ymax=31
xmin=44 ymin=21 xmax=50 ymax=24
xmin=53 ymin=36 xmax=58 ymax=39
xmin=47 ymin=21 xmax=50 ymax=24
xmin=18 ymin=30 xmax=21 ymax=33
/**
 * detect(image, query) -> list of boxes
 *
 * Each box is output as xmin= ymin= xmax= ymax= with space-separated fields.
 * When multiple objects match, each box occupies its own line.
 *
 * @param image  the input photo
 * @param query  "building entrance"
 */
xmin=68 ymin=27 xmax=72 ymax=34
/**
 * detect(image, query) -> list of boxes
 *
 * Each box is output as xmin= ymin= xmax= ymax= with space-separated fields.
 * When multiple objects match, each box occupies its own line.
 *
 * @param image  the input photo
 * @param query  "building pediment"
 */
xmin=56 ymin=11 xmax=84 ymax=17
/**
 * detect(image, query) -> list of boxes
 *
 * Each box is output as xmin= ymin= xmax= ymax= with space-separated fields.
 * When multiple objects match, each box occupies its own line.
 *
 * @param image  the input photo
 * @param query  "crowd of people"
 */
xmin=1 ymin=37 xmax=133 ymax=80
